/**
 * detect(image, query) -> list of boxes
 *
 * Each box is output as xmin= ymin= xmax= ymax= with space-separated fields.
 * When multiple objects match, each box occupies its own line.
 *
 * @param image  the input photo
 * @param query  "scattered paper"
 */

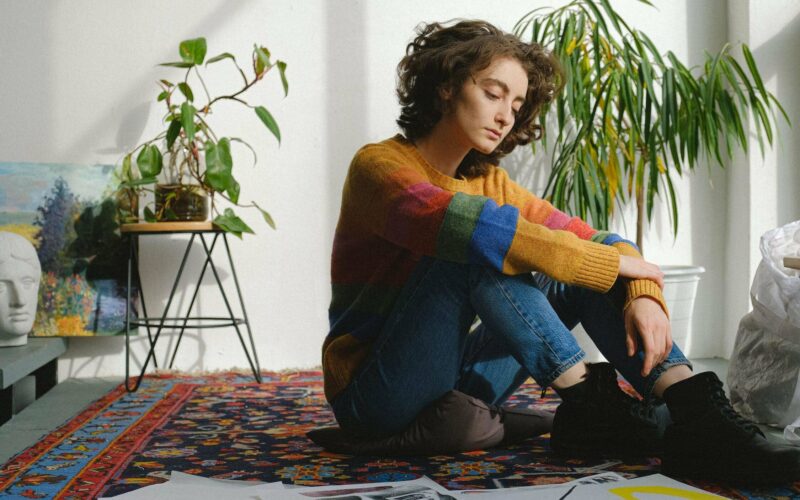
xmin=567 ymin=474 xmax=726 ymax=499
xmin=102 ymin=471 xmax=723 ymax=499
xmin=101 ymin=471 xmax=284 ymax=499
xmin=286 ymin=476 xmax=456 ymax=499
xmin=452 ymin=472 xmax=626 ymax=496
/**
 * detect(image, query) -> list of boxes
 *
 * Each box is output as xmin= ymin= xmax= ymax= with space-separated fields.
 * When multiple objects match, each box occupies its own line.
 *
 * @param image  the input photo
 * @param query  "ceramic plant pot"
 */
xmin=662 ymin=265 xmax=706 ymax=352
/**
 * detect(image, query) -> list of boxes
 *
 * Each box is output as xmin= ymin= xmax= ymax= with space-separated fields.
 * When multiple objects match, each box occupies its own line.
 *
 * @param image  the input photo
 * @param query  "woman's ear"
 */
xmin=437 ymin=86 xmax=453 ymax=113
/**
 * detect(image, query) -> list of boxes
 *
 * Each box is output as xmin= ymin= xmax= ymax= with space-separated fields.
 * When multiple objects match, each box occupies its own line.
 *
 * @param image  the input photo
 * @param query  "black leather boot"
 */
xmin=662 ymin=371 xmax=800 ymax=485
xmin=550 ymin=362 xmax=666 ymax=457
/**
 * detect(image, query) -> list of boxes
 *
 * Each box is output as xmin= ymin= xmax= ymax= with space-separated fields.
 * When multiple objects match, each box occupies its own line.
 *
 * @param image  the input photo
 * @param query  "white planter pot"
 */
xmin=662 ymin=265 xmax=705 ymax=353
xmin=573 ymin=264 xmax=705 ymax=362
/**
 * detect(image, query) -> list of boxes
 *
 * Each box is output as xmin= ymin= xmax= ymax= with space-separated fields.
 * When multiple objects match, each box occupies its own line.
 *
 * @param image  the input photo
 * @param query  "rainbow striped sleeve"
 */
xmin=348 ymin=148 xmax=620 ymax=291
xmin=495 ymin=168 xmax=667 ymax=313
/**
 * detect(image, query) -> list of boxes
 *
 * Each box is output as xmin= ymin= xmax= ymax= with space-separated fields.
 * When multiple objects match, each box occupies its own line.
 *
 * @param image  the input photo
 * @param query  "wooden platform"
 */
xmin=120 ymin=221 xmax=219 ymax=233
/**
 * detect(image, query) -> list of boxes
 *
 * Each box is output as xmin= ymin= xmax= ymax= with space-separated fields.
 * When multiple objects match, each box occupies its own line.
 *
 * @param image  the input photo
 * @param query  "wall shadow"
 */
xmin=682 ymin=0 xmax=729 ymax=357
xmin=58 ymin=2 xmax=250 ymax=162
xmin=0 ymin=3 xmax=53 ymax=162
xmin=324 ymin=1 xmax=369 ymax=262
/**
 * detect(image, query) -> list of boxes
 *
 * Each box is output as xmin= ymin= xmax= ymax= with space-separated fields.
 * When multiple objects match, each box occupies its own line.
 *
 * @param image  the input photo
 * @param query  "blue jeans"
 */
xmin=330 ymin=257 xmax=691 ymax=438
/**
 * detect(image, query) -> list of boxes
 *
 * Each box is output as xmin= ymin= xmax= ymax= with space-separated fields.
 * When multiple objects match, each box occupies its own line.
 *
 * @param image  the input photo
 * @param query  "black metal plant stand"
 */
xmin=122 ymin=222 xmax=262 ymax=392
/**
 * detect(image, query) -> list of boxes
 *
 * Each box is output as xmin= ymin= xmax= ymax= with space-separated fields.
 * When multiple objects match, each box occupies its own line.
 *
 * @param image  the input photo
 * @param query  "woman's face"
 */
xmin=443 ymin=56 xmax=528 ymax=155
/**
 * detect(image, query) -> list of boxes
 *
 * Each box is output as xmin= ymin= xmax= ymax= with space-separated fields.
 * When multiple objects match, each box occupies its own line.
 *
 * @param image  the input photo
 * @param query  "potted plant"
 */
xmin=116 ymin=37 xmax=288 ymax=238
xmin=513 ymin=0 xmax=788 ymax=349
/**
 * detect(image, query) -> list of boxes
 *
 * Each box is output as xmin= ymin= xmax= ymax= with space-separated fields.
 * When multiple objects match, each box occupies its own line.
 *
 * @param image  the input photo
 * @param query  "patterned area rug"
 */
xmin=0 ymin=371 xmax=797 ymax=499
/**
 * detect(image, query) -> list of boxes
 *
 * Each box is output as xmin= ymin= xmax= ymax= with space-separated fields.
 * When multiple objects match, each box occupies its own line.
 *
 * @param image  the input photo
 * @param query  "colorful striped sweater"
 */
xmin=324 ymin=135 xmax=666 ymax=401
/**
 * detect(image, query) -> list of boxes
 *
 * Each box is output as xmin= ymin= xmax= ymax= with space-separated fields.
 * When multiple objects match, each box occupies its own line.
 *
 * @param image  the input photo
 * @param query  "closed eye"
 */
xmin=484 ymin=90 xmax=500 ymax=100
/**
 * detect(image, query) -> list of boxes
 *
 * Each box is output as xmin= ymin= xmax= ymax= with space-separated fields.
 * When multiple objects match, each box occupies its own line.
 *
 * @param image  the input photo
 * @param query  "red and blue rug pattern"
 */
xmin=0 ymin=371 xmax=798 ymax=499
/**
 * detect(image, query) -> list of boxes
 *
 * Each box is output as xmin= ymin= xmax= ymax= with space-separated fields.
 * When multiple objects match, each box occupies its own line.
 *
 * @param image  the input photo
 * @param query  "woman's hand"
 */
xmin=624 ymin=297 xmax=672 ymax=377
xmin=618 ymin=255 xmax=665 ymax=289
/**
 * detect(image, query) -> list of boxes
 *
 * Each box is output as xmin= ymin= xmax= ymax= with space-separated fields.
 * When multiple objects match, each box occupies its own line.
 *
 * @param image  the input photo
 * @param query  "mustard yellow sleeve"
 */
xmin=613 ymin=242 xmax=669 ymax=317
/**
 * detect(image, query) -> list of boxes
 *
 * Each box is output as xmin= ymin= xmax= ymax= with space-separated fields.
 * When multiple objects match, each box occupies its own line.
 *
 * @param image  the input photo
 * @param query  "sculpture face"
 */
xmin=0 ymin=233 xmax=41 ymax=345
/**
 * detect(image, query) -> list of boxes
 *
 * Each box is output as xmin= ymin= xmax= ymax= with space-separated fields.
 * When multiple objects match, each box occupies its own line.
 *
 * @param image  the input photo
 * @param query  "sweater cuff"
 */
xmin=624 ymin=279 xmax=670 ymax=318
xmin=573 ymin=242 xmax=619 ymax=292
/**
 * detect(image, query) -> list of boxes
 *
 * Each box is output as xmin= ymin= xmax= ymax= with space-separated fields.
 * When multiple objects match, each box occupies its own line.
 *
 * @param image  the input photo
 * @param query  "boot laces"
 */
xmin=589 ymin=364 xmax=656 ymax=423
xmin=707 ymin=377 xmax=762 ymax=437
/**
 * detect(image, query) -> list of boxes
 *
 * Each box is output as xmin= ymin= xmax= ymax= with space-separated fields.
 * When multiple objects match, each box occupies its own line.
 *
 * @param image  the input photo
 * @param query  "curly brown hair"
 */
xmin=396 ymin=20 xmax=564 ymax=178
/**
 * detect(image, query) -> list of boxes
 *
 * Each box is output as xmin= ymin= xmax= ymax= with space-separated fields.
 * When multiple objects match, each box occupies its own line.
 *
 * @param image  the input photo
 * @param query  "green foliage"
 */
xmin=117 ymin=37 xmax=289 ymax=235
xmin=213 ymin=207 xmax=255 ymax=239
xmin=514 ymin=0 xmax=788 ymax=251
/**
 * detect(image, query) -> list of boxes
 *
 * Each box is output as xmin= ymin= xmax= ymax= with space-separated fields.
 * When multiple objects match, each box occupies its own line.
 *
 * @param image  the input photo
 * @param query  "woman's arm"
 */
xmin=494 ymin=166 xmax=668 ymax=316
xmin=343 ymin=146 xmax=619 ymax=292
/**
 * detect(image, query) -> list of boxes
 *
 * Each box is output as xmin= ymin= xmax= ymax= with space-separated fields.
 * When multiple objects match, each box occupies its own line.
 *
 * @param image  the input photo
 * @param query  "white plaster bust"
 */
xmin=0 ymin=232 xmax=41 ymax=347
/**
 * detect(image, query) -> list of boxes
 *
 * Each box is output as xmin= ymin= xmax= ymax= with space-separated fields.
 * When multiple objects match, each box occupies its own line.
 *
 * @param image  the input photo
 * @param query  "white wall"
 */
xmin=724 ymin=0 xmax=800 ymax=356
xmin=1 ymin=0 xmax=783 ymax=379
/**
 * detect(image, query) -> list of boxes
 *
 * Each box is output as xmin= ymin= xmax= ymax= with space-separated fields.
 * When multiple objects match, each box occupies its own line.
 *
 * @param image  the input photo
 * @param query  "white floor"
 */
xmin=0 ymin=358 xmax=746 ymax=465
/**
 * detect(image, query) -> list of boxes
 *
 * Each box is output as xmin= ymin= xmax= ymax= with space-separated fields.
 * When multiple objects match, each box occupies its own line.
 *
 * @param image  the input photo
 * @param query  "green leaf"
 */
xmin=166 ymin=119 xmax=182 ymax=150
xmin=637 ymin=31 xmax=666 ymax=67
xmin=582 ymin=0 xmax=611 ymax=39
xmin=753 ymin=96 xmax=773 ymax=146
xmin=136 ymin=145 xmax=163 ymax=178
xmin=226 ymin=178 xmax=240 ymax=204
xmin=181 ymin=102 xmax=196 ymax=142
xmin=157 ymin=91 xmax=169 ymax=102
xmin=255 ymin=106 xmax=281 ymax=144
xmin=160 ymin=79 xmax=174 ymax=87
xmin=144 ymin=206 xmax=157 ymax=223
xmin=770 ymin=93 xmax=791 ymax=126
xmin=159 ymin=61 xmax=195 ymax=68
xmin=205 ymin=138 xmax=233 ymax=192
xmin=120 ymin=176 xmax=157 ymax=188
xmin=178 ymin=82 xmax=194 ymax=102
xmin=179 ymin=37 xmax=207 ymax=65
xmin=164 ymin=208 xmax=179 ymax=221
xmin=214 ymin=208 xmax=254 ymax=238
xmin=254 ymin=202 xmax=276 ymax=230
xmin=277 ymin=60 xmax=289 ymax=96
xmin=122 ymin=154 xmax=132 ymax=181
xmin=663 ymin=170 xmax=679 ymax=239
xmin=742 ymin=44 xmax=769 ymax=102
xmin=254 ymin=45 xmax=271 ymax=74
xmin=206 ymin=52 xmax=236 ymax=65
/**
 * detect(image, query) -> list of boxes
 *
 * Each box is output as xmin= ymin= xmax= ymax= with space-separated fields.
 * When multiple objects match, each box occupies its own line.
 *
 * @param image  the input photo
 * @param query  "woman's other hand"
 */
xmin=624 ymin=297 xmax=672 ymax=377
xmin=618 ymin=255 xmax=665 ymax=289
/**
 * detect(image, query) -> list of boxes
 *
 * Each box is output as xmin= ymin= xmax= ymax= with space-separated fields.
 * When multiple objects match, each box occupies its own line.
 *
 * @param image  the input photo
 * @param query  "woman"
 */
xmin=321 ymin=19 xmax=799 ymax=485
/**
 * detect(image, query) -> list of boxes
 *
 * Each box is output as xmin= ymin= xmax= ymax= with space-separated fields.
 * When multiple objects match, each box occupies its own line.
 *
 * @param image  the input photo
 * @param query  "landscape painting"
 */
xmin=0 ymin=162 xmax=134 ymax=336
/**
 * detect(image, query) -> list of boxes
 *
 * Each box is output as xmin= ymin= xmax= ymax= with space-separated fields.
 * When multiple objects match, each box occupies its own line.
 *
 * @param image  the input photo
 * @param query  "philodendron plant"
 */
xmin=117 ymin=37 xmax=288 ymax=237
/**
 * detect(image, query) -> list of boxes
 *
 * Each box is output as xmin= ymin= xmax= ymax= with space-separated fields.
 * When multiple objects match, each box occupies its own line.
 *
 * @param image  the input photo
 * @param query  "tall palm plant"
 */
xmin=514 ymin=0 xmax=788 ymax=252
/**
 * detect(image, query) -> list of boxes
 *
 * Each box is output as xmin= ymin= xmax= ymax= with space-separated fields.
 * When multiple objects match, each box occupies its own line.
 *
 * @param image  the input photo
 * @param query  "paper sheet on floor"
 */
xmin=449 ymin=472 xmax=723 ymax=499
xmin=100 ymin=471 xmax=284 ymax=499
xmin=103 ymin=471 xmax=724 ymax=499
xmin=450 ymin=472 xmax=626 ymax=496
xmin=569 ymin=473 xmax=726 ymax=499
xmin=283 ymin=476 xmax=454 ymax=498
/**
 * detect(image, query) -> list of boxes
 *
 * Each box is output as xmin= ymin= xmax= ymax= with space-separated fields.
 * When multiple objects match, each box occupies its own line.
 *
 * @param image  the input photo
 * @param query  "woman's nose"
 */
xmin=496 ymin=107 xmax=512 ymax=127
